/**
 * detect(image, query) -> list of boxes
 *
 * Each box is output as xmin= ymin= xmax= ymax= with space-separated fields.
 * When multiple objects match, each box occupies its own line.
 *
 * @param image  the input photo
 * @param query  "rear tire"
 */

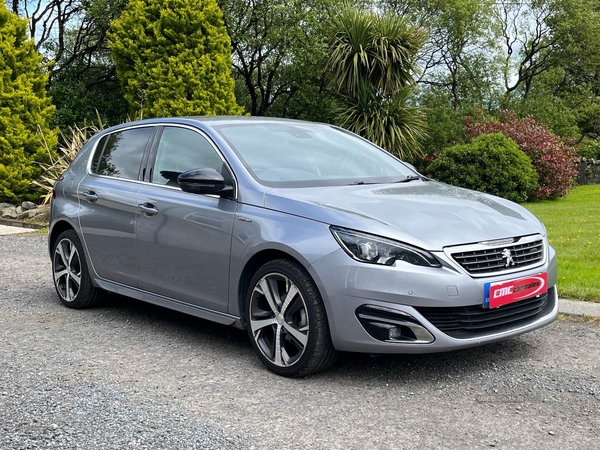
xmin=52 ymin=229 xmax=102 ymax=309
xmin=246 ymin=259 xmax=337 ymax=377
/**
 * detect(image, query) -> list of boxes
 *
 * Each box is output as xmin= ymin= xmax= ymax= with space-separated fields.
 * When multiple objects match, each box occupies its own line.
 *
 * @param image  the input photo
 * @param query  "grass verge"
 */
xmin=34 ymin=227 xmax=49 ymax=236
xmin=558 ymin=313 xmax=600 ymax=324
xmin=524 ymin=185 xmax=600 ymax=302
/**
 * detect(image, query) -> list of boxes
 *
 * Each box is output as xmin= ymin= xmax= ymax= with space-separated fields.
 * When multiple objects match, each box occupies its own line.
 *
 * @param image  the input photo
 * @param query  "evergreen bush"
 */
xmin=427 ymin=133 xmax=538 ymax=203
xmin=109 ymin=0 xmax=243 ymax=117
xmin=0 ymin=4 xmax=57 ymax=203
xmin=464 ymin=110 xmax=577 ymax=199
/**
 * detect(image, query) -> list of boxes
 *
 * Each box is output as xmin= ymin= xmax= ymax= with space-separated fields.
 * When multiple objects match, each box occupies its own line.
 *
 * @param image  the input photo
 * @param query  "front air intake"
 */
xmin=415 ymin=289 xmax=554 ymax=339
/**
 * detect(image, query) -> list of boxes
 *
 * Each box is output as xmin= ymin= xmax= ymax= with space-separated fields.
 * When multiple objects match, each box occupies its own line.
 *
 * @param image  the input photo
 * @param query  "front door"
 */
xmin=135 ymin=126 xmax=237 ymax=312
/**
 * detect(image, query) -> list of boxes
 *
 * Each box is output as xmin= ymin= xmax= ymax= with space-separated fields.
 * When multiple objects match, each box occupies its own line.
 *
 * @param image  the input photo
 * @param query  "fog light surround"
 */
xmin=356 ymin=305 xmax=435 ymax=344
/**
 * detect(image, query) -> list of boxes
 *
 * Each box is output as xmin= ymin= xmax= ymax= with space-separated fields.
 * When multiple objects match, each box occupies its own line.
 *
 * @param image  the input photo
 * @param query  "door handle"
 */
xmin=138 ymin=203 xmax=159 ymax=216
xmin=82 ymin=191 xmax=99 ymax=202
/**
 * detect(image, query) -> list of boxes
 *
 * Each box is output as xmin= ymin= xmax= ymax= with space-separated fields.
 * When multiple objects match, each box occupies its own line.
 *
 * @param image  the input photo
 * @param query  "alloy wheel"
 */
xmin=53 ymin=238 xmax=82 ymax=303
xmin=249 ymin=273 xmax=309 ymax=368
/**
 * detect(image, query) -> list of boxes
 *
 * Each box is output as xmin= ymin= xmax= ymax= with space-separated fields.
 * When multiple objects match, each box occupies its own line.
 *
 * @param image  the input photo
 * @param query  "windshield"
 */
xmin=213 ymin=122 xmax=416 ymax=187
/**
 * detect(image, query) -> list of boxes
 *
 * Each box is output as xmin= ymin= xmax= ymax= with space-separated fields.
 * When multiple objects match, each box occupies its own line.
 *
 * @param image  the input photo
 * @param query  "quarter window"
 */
xmin=91 ymin=127 xmax=153 ymax=180
xmin=152 ymin=127 xmax=224 ymax=186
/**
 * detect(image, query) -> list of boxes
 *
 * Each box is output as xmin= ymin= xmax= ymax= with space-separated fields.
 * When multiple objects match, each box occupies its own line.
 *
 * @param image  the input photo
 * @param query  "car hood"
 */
xmin=263 ymin=181 xmax=545 ymax=250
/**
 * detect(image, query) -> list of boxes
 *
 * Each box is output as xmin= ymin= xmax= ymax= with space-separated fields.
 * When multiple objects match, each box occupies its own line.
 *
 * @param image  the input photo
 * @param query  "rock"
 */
xmin=21 ymin=201 xmax=37 ymax=210
xmin=1 ymin=208 xmax=17 ymax=219
xmin=16 ymin=206 xmax=23 ymax=214
xmin=0 ymin=202 xmax=15 ymax=210
xmin=26 ymin=205 xmax=50 ymax=220
xmin=17 ymin=212 xmax=29 ymax=220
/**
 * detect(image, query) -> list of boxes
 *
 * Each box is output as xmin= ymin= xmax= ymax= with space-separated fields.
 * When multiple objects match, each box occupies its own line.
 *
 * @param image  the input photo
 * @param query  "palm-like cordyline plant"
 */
xmin=325 ymin=7 xmax=427 ymax=159
xmin=335 ymin=80 xmax=427 ymax=155
xmin=33 ymin=114 xmax=106 ymax=204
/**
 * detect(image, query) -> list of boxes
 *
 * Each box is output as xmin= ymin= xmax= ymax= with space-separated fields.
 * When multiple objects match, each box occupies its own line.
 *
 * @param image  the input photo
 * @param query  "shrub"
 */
xmin=417 ymin=88 xmax=468 ymax=158
xmin=464 ymin=109 xmax=577 ymax=200
xmin=577 ymin=139 xmax=600 ymax=160
xmin=0 ymin=4 xmax=57 ymax=203
xmin=411 ymin=151 xmax=440 ymax=174
xmin=109 ymin=0 xmax=243 ymax=117
xmin=426 ymin=133 xmax=538 ymax=203
xmin=34 ymin=115 xmax=106 ymax=204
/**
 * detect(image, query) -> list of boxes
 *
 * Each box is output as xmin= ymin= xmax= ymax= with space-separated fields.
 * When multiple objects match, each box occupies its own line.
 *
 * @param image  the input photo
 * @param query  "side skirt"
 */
xmin=94 ymin=278 xmax=241 ymax=327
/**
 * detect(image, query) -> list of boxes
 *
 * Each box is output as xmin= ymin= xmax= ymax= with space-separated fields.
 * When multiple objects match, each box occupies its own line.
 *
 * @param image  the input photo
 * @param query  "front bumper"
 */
xmin=308 ymin=245 xmax=558 ymax=354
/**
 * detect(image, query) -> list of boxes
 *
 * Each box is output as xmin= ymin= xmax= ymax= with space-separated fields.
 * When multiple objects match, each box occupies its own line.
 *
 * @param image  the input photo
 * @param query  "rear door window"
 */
xmin=91 ymin=127 xmax=153 ymax=180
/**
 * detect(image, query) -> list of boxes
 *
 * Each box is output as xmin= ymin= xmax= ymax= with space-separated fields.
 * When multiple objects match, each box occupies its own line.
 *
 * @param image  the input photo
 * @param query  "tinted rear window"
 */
xmin=91 ymin=127 xmax=153 ymax=180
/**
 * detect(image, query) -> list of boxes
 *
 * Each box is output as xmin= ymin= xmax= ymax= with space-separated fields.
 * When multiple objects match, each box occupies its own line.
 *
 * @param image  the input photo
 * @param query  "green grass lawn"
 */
xmin=524 ymin=185 xmax=600 ymax=302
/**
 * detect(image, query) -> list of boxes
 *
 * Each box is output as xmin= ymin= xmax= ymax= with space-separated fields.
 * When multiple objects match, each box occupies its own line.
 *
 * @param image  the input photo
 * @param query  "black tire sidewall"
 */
xmin=52 ymin=229 xmax=95 ymax=308
xmin=246 ymin=259 xmax=327 ymax=377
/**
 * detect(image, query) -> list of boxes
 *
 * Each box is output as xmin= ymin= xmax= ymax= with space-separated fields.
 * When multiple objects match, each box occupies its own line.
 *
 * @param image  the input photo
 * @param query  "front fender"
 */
xmin=227 ymin=204 xmax=339 ymax=317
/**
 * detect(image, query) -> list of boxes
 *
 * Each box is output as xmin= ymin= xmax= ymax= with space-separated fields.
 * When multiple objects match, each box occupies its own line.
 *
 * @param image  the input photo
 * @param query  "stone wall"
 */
xmin=0 ymin=201 xmax=48 ymax=220
xmin=577 ymin=158 xmax=600 ymax=185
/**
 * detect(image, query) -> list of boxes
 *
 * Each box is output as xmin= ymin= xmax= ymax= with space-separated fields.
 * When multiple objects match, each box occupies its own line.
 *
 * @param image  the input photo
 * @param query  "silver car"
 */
xmin=49 ymin=117 xmax=558 ymax=377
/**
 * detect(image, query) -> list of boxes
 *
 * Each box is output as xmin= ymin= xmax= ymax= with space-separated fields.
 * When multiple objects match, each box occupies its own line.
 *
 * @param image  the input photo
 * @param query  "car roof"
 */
xmin=99 ymin=115 xmax=332 ymax=132
xmin=187 ymin=116 xmax=319 ymax=125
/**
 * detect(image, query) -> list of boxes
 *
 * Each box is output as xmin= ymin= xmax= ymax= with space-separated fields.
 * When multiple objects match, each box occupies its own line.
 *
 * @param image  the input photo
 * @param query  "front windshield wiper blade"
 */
xmin=394 ymin=175 xmax=423 ymax=183
xmin=349 ymin=175 xmax=427 ymax=186
xmin=348 ymin=180 xmax=382 ymax=185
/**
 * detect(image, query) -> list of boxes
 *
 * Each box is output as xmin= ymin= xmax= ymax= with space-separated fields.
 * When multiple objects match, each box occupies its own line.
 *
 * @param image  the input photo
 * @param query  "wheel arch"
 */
xmin=49 ymin=219 xmax=100 ymax=287
xmin=49 ymin=219 xmax=77 ymax=256
xmin=237 ymin=249 xmax=309 ymax=329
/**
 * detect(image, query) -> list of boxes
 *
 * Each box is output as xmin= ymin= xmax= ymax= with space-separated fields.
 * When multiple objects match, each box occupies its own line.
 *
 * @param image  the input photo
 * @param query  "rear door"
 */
xmin=78 ymin=126 xmax=155 ymax=286
xmin=135 ymin=125 xmax=237 ymax=312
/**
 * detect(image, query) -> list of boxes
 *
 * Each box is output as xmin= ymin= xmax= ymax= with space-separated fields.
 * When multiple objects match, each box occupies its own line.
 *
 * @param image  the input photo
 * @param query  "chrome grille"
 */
xmin=449 ymin=236 xmax=545 ymax=276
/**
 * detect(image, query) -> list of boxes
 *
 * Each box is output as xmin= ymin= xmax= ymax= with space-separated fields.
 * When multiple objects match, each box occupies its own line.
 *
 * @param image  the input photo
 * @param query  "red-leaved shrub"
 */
xmin=464 ymin=110 xmax=577 ymax=200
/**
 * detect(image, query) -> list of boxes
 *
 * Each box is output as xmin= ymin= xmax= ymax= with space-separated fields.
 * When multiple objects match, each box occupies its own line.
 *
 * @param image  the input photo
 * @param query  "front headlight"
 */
xmin=330 ymin=227 xmax=441 ymax=267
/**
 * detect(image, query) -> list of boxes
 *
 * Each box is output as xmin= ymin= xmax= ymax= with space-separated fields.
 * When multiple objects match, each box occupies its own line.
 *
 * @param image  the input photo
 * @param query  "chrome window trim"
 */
xmin=86 ymin=124 xmax=154 ymax=180
xmin=85 ymin=122 xmax=239 ymax=200
xmin=443 ymin=234 xmax=547 ymax=278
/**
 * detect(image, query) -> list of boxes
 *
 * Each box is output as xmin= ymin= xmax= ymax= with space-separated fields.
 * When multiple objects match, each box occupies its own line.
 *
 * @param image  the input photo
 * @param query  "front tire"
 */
xmin=52 ymin=229 xmax=102 ymax=309
xmin=246 ymin=259 xmax=337 ymax=377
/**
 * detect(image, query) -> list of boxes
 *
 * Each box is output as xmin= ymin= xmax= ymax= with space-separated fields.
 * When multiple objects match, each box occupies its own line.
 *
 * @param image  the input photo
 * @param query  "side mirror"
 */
xmin=177 ymin=168 xmax=234 ymax=197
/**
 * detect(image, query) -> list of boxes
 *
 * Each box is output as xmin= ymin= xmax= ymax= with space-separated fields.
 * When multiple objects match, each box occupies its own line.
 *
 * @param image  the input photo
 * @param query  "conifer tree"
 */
xmin=109 ymin=0 xmax=242 ymax=117
xmin=0 ymin=4 xmax=57 ymax=203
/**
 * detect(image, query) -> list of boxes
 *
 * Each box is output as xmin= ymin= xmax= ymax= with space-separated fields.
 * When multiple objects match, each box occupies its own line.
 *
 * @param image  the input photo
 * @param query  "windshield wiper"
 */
xmin=395 ymin=175 xmax=423 ymax=183
xmin=349 ymin=175 xmax=426 ymax=186
xmin=348 ymin=180 xmax=381 ymax=185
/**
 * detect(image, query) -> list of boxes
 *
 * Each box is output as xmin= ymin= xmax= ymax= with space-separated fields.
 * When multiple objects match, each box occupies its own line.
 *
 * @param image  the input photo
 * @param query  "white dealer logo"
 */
xmin=501 ymin=248 xmax=515 ymax=267
xmin=492 ymin=276 xmax=546 ymax=299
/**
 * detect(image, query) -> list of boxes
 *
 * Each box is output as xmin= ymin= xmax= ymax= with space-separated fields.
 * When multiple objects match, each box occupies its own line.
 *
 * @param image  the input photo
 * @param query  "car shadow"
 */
xmin=321 ymin=338 xmax=538 ymax=384
xmin=93 ymin=292 xmax=541 ymax=383
xmin=97 ymin=292 xmax=250 ymax=345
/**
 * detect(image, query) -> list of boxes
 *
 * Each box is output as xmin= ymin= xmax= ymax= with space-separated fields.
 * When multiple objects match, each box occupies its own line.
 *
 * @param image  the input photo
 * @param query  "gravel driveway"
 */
xmin=1 ymin=234 xmax=598 ymax=449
